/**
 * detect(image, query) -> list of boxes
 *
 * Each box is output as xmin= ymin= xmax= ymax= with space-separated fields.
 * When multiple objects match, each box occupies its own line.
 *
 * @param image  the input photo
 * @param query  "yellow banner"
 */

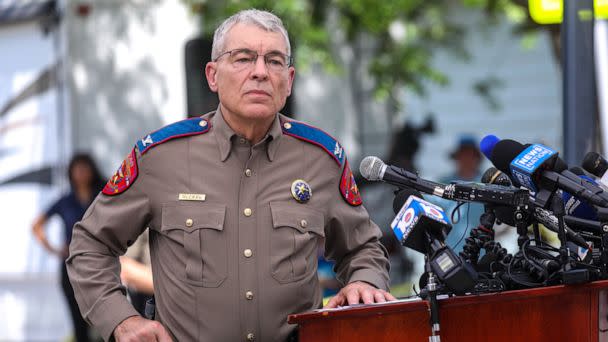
xmin=529 ymin=0 xmax=607 ymax=24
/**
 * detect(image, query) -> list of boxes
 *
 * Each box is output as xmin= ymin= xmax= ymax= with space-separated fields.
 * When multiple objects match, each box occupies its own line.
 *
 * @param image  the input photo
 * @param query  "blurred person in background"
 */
xmin=119 ymin=230 xmax=154 ymax=315
xmin=31 ymin=153 xmax=104 ymax=342
xmin=437 ymin=135 xmax=485 ymax=253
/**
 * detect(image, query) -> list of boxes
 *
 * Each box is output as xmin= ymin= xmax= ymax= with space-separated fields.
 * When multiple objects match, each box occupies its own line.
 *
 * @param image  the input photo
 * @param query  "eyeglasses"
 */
xmin=214 ymin=49 xmax=293 ymax=72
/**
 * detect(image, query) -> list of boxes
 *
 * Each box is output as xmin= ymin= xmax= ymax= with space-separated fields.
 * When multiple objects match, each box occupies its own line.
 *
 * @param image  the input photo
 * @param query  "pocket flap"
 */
xmin=161 ymin=203 xmax=226 ymax=232
xmin=270 ymin=201 xmax=324 ymax=236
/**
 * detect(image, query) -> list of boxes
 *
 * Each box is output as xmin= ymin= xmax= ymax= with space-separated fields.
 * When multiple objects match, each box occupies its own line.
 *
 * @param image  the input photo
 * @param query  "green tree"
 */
xmin=184 ymin=0 xmax=554 ymax=112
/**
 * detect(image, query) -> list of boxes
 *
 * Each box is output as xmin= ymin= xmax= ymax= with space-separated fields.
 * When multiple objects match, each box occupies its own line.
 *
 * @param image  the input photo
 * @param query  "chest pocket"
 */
xmin=161 ymin=203 xmax=227 ymax=287
xmin=270 ymin=201 xmax=325 ymax=283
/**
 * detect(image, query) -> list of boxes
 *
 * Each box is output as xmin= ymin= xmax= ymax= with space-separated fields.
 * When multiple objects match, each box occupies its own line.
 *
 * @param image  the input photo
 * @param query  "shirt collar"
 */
xmin=211 ymin=106 xmax=283 ymax=162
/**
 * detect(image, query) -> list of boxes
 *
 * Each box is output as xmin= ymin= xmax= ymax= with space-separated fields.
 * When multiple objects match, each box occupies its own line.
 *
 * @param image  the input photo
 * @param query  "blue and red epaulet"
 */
xmin=102 ymin=117 xmax=210 ymax=196
xmin=282 ymin=120 xmax=362 ymax=206
xmin=136 ymin=117 xmax=211 ymax=155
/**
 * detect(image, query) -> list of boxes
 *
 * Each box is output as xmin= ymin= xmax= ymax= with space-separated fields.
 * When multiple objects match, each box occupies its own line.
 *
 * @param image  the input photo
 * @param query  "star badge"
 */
xmin=291 ymin=179 xmax=312 ymax=203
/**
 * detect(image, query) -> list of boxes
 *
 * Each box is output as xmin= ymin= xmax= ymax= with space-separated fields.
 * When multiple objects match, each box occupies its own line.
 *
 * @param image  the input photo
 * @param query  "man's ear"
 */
xmin=205 ymin=62 xmax=219 ymax=92
xmin=286 ymin=66 xmax=295 ymax=97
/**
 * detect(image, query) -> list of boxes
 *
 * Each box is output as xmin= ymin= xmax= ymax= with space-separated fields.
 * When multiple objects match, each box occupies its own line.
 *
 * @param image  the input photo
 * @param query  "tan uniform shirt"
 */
xmin=67 ymin=108 xmax=390 ymax=341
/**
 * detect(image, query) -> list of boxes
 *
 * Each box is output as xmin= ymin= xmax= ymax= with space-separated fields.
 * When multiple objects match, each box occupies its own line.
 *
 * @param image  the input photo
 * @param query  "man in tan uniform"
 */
xmin=67 ymin=9 xmax=394 ymax=342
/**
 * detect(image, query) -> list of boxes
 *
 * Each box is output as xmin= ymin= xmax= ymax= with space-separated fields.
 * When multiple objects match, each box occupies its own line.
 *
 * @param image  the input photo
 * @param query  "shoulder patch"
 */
xmin=339 ymin=159 xmax=362 ymax=206
xmin=103 ymin=148 xmax=139 ymax=196
xmin=136 ymin=117 xmax=210 ymax=155
xmin=282 ymin=120 xmax=345 ymax=166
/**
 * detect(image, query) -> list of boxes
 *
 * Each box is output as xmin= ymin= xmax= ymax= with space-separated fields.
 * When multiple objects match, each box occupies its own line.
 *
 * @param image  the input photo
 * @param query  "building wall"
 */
xmin=64 ymin=0 xmax=198 ymax=176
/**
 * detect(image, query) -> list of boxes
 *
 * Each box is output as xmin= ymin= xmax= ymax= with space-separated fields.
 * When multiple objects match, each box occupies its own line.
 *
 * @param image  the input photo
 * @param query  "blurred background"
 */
xmin=0 ymin=0 xmax=601 ymax=340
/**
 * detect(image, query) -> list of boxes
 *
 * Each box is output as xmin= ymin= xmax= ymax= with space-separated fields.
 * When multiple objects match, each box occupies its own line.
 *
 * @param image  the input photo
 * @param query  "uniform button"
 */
xmin=245 ymin=291 xmax=254 ymax=300
xmin=300 ymin=219 xmax=308 ymax=228
xmin=243 ymin=249 xmax=253 ymax=258
xmin=199 ymin=120 xmax=208 ymax=127
xmin=245 ymin=169 xmax=253 ymax=177
xmin=247 ymin=333 xmax=255 ymax=341
xmin=283 ymin=122 xmax=292 ymax=130
xmin=185 ymin=218 xmax=193 ymax=227
xmin=244 ymin=208 xmax=252 ymax=217
xmin=239 ymin=138 xmax=246 ymax=144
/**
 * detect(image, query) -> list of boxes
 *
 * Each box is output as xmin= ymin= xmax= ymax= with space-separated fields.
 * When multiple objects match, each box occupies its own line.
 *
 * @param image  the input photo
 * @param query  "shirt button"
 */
xmin=245 ymin=291 xmax=254 ymax=300
xmin=239 ymin=138 xmax=246 ymax=144
xmin=199 ymin=120 xmax=208 ymax=127
xmin=243 ymin=208 xmax=252 ymax=217
xmin=243 ymin=249 xmax=253 ymax=258
xmin=247 ymin=333 xmax=255 ymax=341
xmin=185 ymin=218 xmax=193 ymax=227
xmin=245 ymin=169 xmax=253 ymax=177
xmin=300 ymin=219 xmax=307 ymax=228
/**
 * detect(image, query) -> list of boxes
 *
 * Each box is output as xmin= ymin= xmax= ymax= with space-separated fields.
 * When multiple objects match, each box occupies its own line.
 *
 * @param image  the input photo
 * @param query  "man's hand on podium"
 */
xmin=324 ymin=281 xmax=396 ymax=308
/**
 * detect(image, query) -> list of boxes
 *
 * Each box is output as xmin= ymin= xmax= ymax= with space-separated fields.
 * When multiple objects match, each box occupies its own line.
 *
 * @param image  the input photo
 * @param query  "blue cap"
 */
xmin=450 ymin=134 xmax=481 ymax=159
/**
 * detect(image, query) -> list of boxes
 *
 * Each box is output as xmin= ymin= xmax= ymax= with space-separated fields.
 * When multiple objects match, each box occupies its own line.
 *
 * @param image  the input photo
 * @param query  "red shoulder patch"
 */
xmin=102 ymin=149 xmax=139 ymax=196
xmin=339 ymin=160 xmax=362 ymax=206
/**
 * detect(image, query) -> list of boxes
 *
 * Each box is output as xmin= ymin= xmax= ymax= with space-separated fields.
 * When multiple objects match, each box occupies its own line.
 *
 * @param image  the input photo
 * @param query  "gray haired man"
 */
xmin=67 ymin=9 xmax=394 ymax=341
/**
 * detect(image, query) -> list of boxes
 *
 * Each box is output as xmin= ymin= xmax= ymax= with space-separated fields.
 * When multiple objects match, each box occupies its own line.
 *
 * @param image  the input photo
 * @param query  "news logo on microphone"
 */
xmin=510 ymin=144 xmax=557 ymax=192
xmin=391 ymin=195 xmax=451 ymax=253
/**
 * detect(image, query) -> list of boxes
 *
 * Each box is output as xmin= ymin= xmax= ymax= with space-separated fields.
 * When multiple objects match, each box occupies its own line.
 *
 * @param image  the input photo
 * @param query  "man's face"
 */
xmin=205 ymin=23 xmax=295 ymax=122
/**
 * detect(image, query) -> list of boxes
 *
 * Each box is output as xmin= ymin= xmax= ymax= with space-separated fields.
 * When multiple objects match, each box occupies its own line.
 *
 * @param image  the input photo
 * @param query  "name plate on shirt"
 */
xmin=178 ymin=193 xmax=206 ymax=201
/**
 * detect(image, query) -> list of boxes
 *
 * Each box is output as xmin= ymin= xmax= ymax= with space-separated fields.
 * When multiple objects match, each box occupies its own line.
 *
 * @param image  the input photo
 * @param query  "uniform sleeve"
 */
xmin=324 ymin=163 xmax=391 ymax=291
xmin=66 ymin=149 xmax=151 ymax=341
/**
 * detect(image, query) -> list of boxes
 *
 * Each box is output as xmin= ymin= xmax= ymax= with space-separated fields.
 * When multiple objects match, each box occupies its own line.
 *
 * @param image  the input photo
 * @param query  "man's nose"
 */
xmin=251 ymin=56 xmax=269 ymax=80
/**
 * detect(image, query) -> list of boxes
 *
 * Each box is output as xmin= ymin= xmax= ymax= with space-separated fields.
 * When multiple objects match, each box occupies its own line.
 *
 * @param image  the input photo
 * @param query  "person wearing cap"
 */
xmin=437 ymin=135 xmax=485 ymax=253
xmin=66 ymin=9 xmax=394 ymax=342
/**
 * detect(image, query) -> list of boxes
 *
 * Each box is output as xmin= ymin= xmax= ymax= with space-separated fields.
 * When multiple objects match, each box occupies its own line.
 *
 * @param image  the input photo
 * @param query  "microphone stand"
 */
xmin=423 ymin=255 xmax=441 ymax=342
xmin=553 ymin=195 xmax=591 ymax=284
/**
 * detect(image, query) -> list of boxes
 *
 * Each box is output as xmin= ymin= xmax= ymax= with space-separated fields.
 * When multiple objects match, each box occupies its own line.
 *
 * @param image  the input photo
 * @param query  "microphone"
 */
xmin=390 ymin=188 xmax=478 ymax=294
xmin=359 ymin=156 xmax=443 ymax=194
xmin=483 ymin=137 xmax=608 ymax=208
xmin=360 ymin=156 xmax=530 ymax=207
xmin=390 ymin=188 xmax=452 ymax=253
xmin=481 ymin=166 xmax=512 ymax=187
xmin=479 ymin=167 xmax=590 ymax=248
xmin=562 ymin=167 xmax=599 ymax=221
xmin=582 ymin=152 xmax=608 ymax=190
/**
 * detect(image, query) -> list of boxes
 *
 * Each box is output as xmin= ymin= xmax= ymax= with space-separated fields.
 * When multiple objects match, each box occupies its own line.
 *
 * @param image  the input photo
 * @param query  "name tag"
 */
xmin=178 ymin=193 xmax=206 ymax=201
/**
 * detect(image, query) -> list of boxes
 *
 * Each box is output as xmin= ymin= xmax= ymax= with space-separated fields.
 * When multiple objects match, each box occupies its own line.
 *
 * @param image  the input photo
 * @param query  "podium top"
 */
xmin=288 ymin=279 xmax=608 ymax=325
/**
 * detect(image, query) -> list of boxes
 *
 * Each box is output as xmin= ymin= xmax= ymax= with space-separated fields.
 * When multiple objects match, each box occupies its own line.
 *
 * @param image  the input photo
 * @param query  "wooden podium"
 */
xmin=288 ymin=280 xmax=608 ymax=341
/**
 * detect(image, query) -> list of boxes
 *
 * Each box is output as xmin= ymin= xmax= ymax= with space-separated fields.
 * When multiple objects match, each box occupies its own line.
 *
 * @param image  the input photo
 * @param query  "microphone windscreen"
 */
xmin=479 ymin=135 xmax=500 ymax=160
xmin=582 ymin=152 xmax=608 ymax=177
xmin=393 ymin=187 xmax=423 ymax=214
xmin=480 ymin=167 xmax=512 ymax=186
xmin=480 ymin=166 xmax=516 ymax=226
xmin=359 ymin=156 xmax=384 ymax=181
xmin=489 ymin=139 xmax=526 ymax=175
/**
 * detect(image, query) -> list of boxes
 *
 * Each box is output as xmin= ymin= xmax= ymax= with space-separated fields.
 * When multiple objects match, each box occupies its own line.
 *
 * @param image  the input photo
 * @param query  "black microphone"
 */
xmin=582 ymin=152 xmax=608 ymax=190
xmin=359 ymin=156 xmax=443 ymax=194
xmin=486 ymin=139 xmax=608 ymax=208
xmin=360 ymin=156 xmax=529 ymax=207
xmin=390 ymin=187 xmax=478 ymax=294
xmin=390 ymin=187 xmax=452 ymax=253
xmin=479 ymin=167 xmax=590 ymax=249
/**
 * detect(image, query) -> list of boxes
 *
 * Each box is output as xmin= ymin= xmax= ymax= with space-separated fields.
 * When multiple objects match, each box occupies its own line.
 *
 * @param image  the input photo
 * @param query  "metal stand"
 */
xmin=551 ymin=195 xmax=570 ymax=268
xmin=553 ymin=196 xmax=591 ymax=284
xmin=514 ymin=209 xmax=529 ymax=248
xmin=424 ymin=256 xmax=441 ymax=342
xmin=532 ymin=222 xmax=541 ymax=245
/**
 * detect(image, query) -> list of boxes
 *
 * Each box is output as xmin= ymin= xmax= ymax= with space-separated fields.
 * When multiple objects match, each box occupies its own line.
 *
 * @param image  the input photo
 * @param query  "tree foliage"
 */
xmin=184 ymin=0 xmax=551 ymax=106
